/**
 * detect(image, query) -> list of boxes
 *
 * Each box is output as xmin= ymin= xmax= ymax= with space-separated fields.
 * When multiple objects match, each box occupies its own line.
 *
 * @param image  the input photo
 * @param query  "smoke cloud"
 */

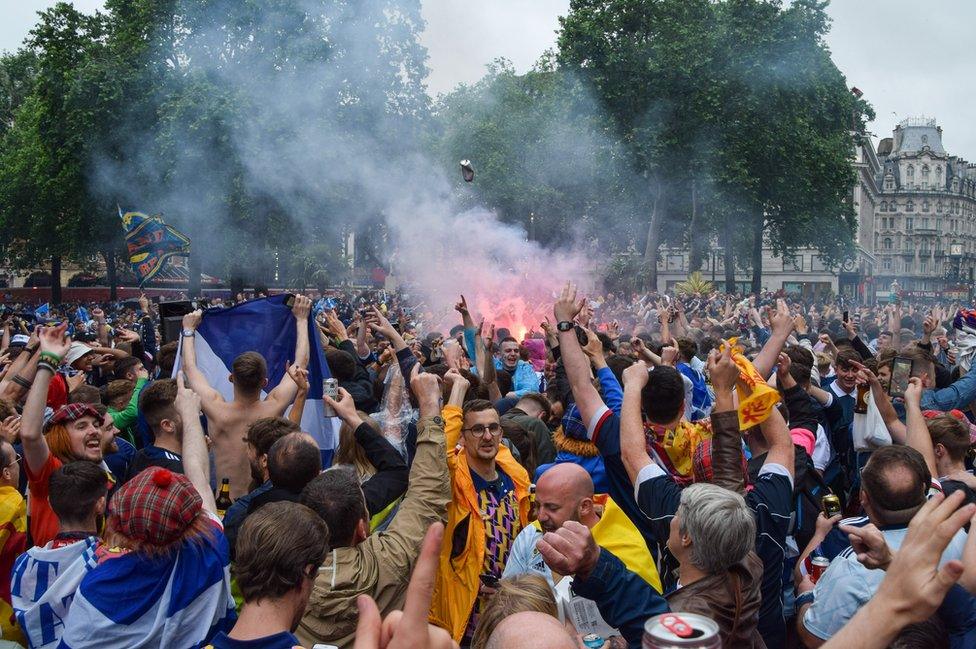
xmin=89 ymin=0 xmax=596 ymax=334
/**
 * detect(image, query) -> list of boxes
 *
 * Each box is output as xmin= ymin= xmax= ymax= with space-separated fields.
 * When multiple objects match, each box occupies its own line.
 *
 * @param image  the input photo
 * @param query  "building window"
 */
xmin=883 ymin=238 xmax=892 ymax=250
xmin=937 ymin=202 xmax=944 ymax=213
xmin=883 ymin=258 xmax=892 ymax=271
xmin=907 ymin=201 xmax=915 ymax=212
xmin=880 ymin=201 xmax=887 ymax=212
xmin=885 ymin=175 xmax=895 ymax=190
xmin=922 ymin=200 xmax=930 ymax=212
xmin=906 ymin=217 xmax=914 ymax=229
xmin=921 ymin=260 xmax=928 ymax=274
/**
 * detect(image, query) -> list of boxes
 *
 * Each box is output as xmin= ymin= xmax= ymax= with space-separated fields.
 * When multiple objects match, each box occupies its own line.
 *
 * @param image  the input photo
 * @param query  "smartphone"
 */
xmin=479 ymin=573 xmax=500 ymax=588
xmin=888 ymin=357 xmax=914 ymax=398
xmin=284 ymin=294 xmax=296 ymax=308
xmin=574 ymin=325 xmax=589 ymax=347
xmin=843 ymin=310 xmax=849 ymax=323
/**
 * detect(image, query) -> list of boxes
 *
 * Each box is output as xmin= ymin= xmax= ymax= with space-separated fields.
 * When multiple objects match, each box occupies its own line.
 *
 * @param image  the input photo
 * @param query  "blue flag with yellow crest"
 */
xmin=120 ymin=208 xmax=191 ymax=286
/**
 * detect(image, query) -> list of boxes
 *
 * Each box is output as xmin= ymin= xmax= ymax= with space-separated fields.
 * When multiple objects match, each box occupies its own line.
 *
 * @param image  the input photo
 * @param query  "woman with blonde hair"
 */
xmin=471 ymin=574 xmax=559 ymax=649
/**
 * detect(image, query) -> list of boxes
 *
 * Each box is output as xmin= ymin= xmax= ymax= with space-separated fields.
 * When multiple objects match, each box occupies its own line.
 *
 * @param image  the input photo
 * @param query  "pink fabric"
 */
xmin=790 ymin=428 xmax=815 ymax=457
xmin=522 ymin=338 xmax=547 ymax=372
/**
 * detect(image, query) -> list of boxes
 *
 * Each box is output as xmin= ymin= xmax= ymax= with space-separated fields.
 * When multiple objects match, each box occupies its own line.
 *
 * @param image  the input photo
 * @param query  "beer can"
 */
xmin=582 ymin=634 xmax=605 ymax=649
xmin=810 ymin=556 xmax=830 ymax=584
xmin=643 ymin=613 xmax=721 ymax=649
xmin=323 ymin=378 xmax=339 ymax=417
xmin=821 ymin=494 xmax=842 ymax=519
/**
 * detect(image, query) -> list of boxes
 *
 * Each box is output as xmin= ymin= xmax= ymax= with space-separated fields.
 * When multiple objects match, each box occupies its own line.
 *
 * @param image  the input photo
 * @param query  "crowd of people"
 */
xmin=0 ymin=283 xmax=975 ymax=648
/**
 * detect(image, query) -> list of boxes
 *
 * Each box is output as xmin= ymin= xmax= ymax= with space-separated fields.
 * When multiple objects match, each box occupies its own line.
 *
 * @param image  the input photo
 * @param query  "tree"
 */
xmin=0 ymin=3 xmax=108 ymax=304
xmin=557 ymin=0 xmax=721 ymax=289
xmin=709 ymin=0 xmax=872 ymax=293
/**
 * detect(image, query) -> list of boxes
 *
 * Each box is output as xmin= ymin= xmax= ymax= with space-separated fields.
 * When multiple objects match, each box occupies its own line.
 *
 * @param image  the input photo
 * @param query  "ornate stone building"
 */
xmin=869 ymin=118 xmax=976 ymax=300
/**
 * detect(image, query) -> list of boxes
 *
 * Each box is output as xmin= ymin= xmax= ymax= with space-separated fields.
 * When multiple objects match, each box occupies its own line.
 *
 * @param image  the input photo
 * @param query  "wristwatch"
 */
xmin=181 ymin=329 xmax=195 ymax=338
xmin=556 ymin=320 xmax=574 ymax=333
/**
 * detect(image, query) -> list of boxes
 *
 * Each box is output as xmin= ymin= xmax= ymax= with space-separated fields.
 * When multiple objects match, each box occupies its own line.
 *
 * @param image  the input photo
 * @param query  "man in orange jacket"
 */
xmin=429 ymin=369 xmax=531 ymax=644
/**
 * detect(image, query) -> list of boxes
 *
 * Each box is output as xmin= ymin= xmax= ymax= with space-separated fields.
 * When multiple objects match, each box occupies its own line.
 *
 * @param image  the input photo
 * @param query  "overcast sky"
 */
xmin=2 ymin=0 xmax=973 ymax=156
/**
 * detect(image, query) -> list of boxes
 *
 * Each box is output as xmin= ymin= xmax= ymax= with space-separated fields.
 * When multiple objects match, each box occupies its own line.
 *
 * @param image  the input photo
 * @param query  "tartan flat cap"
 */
xmin=49 ymin=403 xmax=101 ymax=426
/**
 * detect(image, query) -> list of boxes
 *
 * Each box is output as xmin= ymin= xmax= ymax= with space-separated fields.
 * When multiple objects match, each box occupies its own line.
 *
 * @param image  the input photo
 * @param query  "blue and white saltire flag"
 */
xmin=57 ymin=521 xmax=235 ymax=648
xmin=34 ymin=303 xmax=49 ymax=320
xmin=75 ymin=305 xmax=90 ymax=323
xmin=175 ymin=294 xmax=339 ymax=465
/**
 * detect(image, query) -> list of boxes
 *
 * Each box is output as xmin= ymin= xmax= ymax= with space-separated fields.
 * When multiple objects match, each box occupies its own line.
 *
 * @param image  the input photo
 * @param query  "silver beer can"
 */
xmin=323 ymin=378 xmax=339 ymax=417
xmin=642 ymin=613 xmax=721 ymax=649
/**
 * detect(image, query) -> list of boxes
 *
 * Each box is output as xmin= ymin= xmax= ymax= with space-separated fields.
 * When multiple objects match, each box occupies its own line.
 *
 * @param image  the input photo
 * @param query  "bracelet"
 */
xmin=795 ymin=591 xmax=815 ymax=612
xmin=11 ymin=375 xmax=32 ymax=389
xmin=39 ymin=351 xmax=62 ymax=365
xmin=36 ymin=361 xmax=57 ymax=375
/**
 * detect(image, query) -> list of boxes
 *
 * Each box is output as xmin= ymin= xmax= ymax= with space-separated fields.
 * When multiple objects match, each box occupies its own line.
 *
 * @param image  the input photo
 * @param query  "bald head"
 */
xmin=535 ymin=463 xmax=596 ymax=533
xmin=485 ymin=612 xmax=576 ymax=649
xmin=538 ymin=463 xmax=594 ymax=500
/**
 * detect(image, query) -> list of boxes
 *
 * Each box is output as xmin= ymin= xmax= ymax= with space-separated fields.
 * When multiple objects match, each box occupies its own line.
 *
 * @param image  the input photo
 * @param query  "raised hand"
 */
xmin=904 ymin=376 xmax=923 ymax=409
xmin=291 ymin=294 xmax=312 ymax=321
xmin=354 ymin=523 xmax=456 ymax=649
xmin=769 ymin=298 xmax=794 ymax=336
xmin=622 ymin=360 xmax=650 ymax=391
xmin=708 ymin=346 xmax=739 ymax=394
xmin=554 ymin=282 xmax=584 ymax=324
xmin=454 ymin=295 xmax=469 ymax=316
xmin=175 ymin=371 xmax=202 ymax=416
xmin=366 ymin=306 xmax=398 ymax=339
xmin=38 ymin=323 xmax=71 ymax=359
xmin=324 ymin=386 xmax=360 ymax=423
xmin=286 ymin=362 xmax=310 ymax=393
xmin=182 ymin=310 xmax=203 ymax=331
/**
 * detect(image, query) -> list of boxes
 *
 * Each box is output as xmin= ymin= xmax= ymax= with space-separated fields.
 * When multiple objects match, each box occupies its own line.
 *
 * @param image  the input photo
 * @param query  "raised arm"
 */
xmin=179 ymin=310 xmax=224 ymax=404
xmin=176 ymin=372 xmax=217 ymax=515
xmin=21 ymin=324 xmax=71 ymax=472
xmin=554 ymin=283 xmax=604 ymax=426
xmin=854 ymin=361 xmax=906 ymax=445
xmin=904 ymin=377 xmax=938 ymax=480
xmin=268 ymin=295 xmax=312 ymax=405
xmin=619 ymin=361 xmax=652 ymax=483
xmin=707 ymin=346 xmax=751 ymax=493
xmin=752 ymin=298 xmax=794 ymax=379
xmin=285 ymin=363 xmax=309 ymax=425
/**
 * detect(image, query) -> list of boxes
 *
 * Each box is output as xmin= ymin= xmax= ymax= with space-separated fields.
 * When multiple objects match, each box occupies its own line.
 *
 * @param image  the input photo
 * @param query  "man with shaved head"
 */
xmin=504 ymin=463 xmax=661 ymax=606
xmin=485 ymin=611 xmax=577 ymax=649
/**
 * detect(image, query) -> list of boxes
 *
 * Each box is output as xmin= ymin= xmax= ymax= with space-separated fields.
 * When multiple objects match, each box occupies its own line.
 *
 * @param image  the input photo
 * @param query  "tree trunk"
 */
xmin=188 ymin=253 xmax=201 ymax=298
xmin=643 ymin=180 xmax=664 ymax=291
xmin=103 ymin=250 xmax=118 ymax=301
xmin=687 ymin=182 xmax=703 ymax=273
xmin=723 ymin=218 xmax=735 ymax=292
xmin=51 ymin=255 xmax=62 ymax=305
xmin=751 ymin=215 xmax=764 ymax=295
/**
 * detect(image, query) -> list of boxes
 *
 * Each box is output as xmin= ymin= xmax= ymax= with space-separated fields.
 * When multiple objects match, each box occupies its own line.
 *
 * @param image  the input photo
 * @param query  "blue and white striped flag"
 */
xmin=176 ymin=294 xmax=339 ymax=465
xmin=58 ymin=522 xmax=235 ymax=648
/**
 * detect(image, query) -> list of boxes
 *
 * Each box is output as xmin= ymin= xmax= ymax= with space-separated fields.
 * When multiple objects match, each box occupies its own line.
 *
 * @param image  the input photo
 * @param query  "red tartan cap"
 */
xmin=49 ymin=403 xmax=101 ymax=427
xmin=110 ymin=467 xmax=202 ymax=546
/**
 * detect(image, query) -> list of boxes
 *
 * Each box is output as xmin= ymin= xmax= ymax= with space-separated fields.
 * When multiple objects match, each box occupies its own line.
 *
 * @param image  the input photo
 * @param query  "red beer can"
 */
xmin=810 ymin=556 xmax=830 ymax=584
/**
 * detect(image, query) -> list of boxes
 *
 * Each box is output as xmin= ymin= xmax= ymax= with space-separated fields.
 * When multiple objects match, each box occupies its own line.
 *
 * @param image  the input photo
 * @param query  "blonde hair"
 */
xmin=334 ymin=411 xmax=381 ymax=480
xmin=471 ymin=574 xmax=558 ymax=649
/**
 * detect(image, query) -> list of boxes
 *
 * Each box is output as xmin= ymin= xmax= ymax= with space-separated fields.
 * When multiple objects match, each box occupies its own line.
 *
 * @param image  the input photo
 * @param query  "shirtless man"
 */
xmin=180 ymin=295 xmax=311 ymax=498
